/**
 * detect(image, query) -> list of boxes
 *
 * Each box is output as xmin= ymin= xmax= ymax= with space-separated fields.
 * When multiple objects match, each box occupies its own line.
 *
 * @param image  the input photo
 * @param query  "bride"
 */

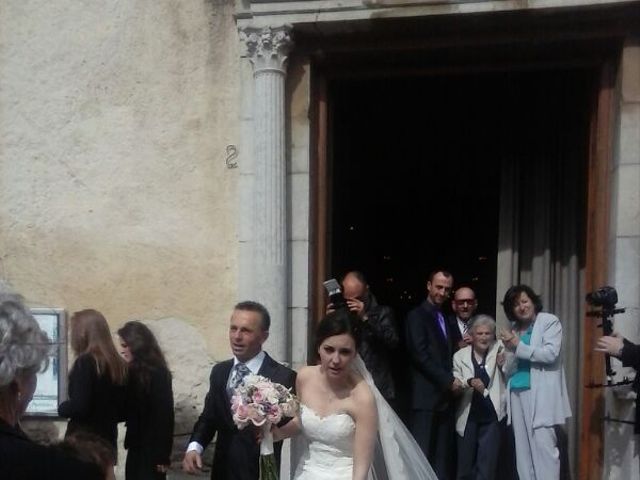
xmin=273 ymin=309 xmax=437 ymax=480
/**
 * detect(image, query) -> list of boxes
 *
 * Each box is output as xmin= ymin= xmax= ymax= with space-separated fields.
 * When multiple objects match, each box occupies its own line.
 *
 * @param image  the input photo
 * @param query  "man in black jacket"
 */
xmin=182 ymin=301 xmax=296 ymax=480
xmin=329 ymin=271 xmax=399 ymax=405
xmin=406 ymin=270 xmax=463 ymax=480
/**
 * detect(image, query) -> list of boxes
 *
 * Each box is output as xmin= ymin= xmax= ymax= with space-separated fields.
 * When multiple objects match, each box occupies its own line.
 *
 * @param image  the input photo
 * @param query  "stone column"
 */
xmin=239 ymin=25 xmax=292 ymax=363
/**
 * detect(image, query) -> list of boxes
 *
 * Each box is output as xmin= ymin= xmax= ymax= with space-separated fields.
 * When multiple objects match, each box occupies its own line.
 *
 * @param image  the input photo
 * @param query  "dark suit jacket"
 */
xmin=0 ymin=418 xmax=103 ymax=479
xmin=405 ymin=300 xmax=455 ymax=411
xmin=190 ymin=352 xmax=296 ymax=480
xmin=58 ymin=353 xmax=126 ymax=450
xmin=448 ymin=314 xmax=470 ymax=353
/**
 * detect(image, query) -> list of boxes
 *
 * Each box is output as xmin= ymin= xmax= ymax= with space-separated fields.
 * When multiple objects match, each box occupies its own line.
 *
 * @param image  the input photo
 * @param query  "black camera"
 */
xmin=586 ymin=286 xmax=618 ymax=309
xmin=323 ymin=278 xmax=347 ymax=309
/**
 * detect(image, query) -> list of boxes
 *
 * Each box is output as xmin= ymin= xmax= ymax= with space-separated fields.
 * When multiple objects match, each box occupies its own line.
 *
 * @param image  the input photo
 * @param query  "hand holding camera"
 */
xmin=595 ymin=332 xmax=625 ymax=358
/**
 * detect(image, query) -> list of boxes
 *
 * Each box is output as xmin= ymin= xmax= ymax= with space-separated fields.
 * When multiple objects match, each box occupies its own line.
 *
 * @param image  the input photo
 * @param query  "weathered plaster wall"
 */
xmin=0 ymin=0 xmax=240 ymax=356
xmin=1 ymin=1 xmax=242 ymax=475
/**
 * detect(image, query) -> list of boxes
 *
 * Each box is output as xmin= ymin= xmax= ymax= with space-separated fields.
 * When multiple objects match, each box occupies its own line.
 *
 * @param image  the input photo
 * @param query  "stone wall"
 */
xmin=0 ymin=0 xmax=241 ymax=357
xmin=1 ymin=1 xmax=242 ymax=477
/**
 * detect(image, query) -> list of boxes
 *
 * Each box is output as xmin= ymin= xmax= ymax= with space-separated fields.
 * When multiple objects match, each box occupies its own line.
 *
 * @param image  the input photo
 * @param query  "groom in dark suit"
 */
xmin=406 ymin=270 xmax=462 ymax=480
xmin=182 ymin=301 xmax=296 ymax=479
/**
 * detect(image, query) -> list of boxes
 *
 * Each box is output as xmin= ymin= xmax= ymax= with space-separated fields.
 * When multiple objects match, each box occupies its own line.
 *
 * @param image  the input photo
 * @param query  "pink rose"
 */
xmin=248 ymin=404 xmax=267 ymax=426
xmin=266 ymin=406 xmax=282 ymax=424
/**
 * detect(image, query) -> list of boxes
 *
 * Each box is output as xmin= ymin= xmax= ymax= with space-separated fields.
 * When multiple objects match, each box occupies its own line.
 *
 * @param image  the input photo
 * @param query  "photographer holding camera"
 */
xmin=596 ymin=333 xmax=640 ymax=433
xmin=326 ymin=271 xmax=399 ymax=405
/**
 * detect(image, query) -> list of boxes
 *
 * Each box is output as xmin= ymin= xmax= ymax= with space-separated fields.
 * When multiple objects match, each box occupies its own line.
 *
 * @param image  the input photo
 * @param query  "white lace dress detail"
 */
xmin=292 ymin=404 xmax=356 ymax=479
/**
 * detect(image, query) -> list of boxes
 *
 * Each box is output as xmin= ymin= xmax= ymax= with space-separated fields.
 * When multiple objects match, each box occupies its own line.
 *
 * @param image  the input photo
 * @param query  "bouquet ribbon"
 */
xmin=260 ymin=424 xmax=275 ymax=456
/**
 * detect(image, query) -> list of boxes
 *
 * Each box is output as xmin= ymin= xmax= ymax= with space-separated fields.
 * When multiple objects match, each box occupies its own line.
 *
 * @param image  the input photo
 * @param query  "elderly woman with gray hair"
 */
xmin=0 ymin=292 xmax=102 ymax=479
xmin=452 ymin=314 xmax=506 ymax=480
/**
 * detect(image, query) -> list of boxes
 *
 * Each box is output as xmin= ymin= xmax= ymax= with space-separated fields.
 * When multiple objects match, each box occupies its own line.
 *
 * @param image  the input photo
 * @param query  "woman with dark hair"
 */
xmin=58 ymin=309 xmax=128 ymax=452
xmin=0 ymin=292 xmax=102 ymax=479
xmin=117 ymin=321 xmax=174 ymax=480
xmin=499 ymin=285 xmax=571 ymax=480
xmin=273 ymin=308 xmax=437 ymax=480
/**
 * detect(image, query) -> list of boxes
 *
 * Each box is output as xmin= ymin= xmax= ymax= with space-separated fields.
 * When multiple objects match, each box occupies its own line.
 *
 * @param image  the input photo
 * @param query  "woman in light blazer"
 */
xmin=499 ymin=285 xmax=571 ymax=480
xmin=453 ymin=315 xmax=506 ymax=480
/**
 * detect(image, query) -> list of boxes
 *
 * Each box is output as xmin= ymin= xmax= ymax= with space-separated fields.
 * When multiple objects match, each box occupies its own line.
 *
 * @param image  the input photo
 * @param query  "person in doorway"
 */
xmin=182 ymin=301 xmax=296 ymax=480
xmin=405 ymin=269 xmax=462 ymax=480
xmin=453 ymin=315 xmax=506 ymax=480
xmin=449 ymin=286 xmax=478 ymax=352
xmin=327 ymin=271 xmax=399 ymax=405
xmin=499 ymin=285 xmax=571 ymax=480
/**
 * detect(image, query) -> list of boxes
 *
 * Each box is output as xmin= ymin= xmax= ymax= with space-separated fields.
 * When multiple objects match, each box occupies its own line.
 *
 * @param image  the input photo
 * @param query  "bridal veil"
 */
xmin=352 ymin=356 xmax=438 ymax=480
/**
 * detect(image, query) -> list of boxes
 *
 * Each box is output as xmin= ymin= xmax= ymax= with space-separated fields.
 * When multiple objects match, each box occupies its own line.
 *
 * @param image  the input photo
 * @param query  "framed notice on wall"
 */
xmin=25 ymin=308 xmax=68 ymax=416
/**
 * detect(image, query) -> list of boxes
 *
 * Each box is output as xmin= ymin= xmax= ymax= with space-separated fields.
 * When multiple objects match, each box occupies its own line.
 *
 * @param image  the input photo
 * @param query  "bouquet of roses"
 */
xmin=231 ymin=374 xmax=299 ymax=480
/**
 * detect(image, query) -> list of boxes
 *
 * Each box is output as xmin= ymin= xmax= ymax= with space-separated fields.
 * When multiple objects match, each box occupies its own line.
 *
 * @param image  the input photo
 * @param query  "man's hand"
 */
xmin=346 ymin=298 xmax=365 ymax=317
xmin=325 ymin=303 xmax=336 ymax=315
xmin=596 ymin=332 xmax=625 ymax=358
xmin=156 ymin=465 xmax=169 ymax=474
xmin=462 ymin=333 xmax=473 ymax=345
xmin=468 ymin=378 xmax=485 ymax=394
xmin=182 ymin=451 xmax=203 ymax=474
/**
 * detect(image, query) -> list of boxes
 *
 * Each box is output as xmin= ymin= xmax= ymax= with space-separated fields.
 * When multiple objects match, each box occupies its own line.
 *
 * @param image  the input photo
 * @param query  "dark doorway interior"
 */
xmin=329 ymin=69 xmax=592 ymax=321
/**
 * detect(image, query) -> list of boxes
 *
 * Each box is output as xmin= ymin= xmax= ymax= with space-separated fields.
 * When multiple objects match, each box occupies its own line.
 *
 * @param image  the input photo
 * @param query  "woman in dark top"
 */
xmin=118 ymin=320 xmax=174 ymax=479
xmin=0 ymin=292 xmax=102 ymax=480
xmin=58 ymin=309 xmax=128 ymax=452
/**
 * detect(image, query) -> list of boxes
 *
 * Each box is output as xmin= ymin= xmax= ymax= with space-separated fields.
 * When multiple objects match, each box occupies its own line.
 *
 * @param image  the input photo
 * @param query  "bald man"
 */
xmin=327 ymin=271 xmax=399 ymax=404
xmin=449 ymin=287 xmax=478 ymax=352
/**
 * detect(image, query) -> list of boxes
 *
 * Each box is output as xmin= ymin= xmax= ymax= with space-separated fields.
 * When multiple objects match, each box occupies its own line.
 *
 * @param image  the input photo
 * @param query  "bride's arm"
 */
xmin=352 ymin=385 xmax=378 ymax=480
xmin=273 ymin=366 xmax=308 ymax=442
xmin=272 ymin=416 xmax=301 ymax=442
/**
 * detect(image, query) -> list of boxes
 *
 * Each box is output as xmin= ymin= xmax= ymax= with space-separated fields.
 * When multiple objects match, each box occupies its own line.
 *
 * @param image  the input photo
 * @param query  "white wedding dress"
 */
xmin=293 ymin=404 xmax=356 ymax=479
xmin=291 ymin=356 xmax=438 ymax=480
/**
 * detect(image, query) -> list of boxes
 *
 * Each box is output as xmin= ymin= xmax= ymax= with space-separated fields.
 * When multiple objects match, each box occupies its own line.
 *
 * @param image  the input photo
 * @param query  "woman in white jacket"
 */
xmin=499 ymin=285 xmax=571 ymax=480
xmin=453 ymin=315 xmax=506 ymax=480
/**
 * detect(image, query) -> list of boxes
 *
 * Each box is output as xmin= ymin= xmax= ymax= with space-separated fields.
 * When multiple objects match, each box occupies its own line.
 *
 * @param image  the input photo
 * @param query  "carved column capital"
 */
xmin=239 ymin=25 xmax=293 ymax=74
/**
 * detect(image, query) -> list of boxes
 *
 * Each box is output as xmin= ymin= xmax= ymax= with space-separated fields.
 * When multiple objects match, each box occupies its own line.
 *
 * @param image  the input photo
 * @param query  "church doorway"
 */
xmin=298 ymin=10 xmax=625 ymax=478
xmin=327 ymin=69 xmax=591 ymax=323
xmin=303 ymin=36 xmax=618 ymax=477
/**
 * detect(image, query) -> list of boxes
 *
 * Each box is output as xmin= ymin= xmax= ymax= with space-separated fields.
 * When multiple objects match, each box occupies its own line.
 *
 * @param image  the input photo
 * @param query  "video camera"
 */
xmin=586 ymin=286 xmax=619 ymax=310
xmin=585 ymin=286 xmax=628 ymax=388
